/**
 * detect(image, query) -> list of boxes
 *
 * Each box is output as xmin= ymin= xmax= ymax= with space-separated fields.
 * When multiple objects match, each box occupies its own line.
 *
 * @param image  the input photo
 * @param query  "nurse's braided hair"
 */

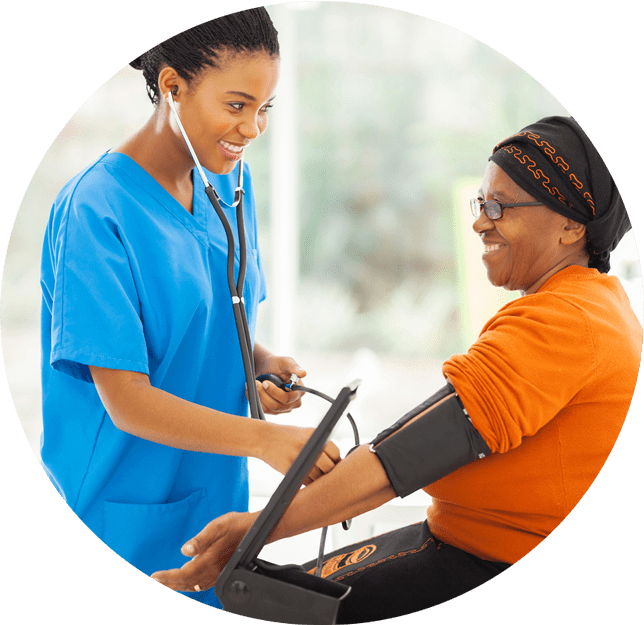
xmin=130 ymin=7 xmax=279 ymax=105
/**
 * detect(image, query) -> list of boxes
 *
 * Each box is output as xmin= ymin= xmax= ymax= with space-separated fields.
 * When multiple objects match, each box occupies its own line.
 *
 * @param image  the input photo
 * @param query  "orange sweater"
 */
xmin=428 ymin=266 xmax=642 ymax=563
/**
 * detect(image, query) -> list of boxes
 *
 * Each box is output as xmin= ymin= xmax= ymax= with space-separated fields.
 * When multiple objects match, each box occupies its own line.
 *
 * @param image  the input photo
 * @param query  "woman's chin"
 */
xmin=206 ymin=162 xmax=237 ymax=176
xmin=199 ymin=151 xmax=241 ymax=176
xmin=484 ymin=266 xmax=502 ymax=288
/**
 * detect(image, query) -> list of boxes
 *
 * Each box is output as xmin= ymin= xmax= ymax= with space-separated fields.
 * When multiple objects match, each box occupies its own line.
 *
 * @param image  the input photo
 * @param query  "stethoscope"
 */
xmin=167 ymin=88 xmax=265 ymax=422
xmin=167 ymin=89 xmax=359 ymax=574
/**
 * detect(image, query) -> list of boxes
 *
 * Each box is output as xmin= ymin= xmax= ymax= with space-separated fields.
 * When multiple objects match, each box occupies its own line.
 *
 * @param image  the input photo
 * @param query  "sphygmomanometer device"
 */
xmin=215 ymin=380 xmax=360 ymax=625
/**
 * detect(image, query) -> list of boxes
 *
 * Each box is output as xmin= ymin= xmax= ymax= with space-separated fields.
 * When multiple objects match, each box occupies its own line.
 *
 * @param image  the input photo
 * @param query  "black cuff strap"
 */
xmin=371 ymin=385 xmax=491 ymax=498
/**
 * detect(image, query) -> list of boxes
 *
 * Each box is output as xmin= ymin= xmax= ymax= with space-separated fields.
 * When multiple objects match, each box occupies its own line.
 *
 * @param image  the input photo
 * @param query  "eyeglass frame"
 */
xmin=470 ymin=198 xmax=543 ymax=220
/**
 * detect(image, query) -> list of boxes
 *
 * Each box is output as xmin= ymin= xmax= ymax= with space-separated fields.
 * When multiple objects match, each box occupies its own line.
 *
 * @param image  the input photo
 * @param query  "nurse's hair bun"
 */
xmin=129 ymin=56 xmax=145 ymax=71
xmin=130 ymin=7 xmax=279 ymax=105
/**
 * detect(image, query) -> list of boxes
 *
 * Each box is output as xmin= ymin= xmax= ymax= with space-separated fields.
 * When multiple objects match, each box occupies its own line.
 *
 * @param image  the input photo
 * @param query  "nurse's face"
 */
xmin=473 ymin=162 xmax=586 ymax=295
xmin=169 ymin=50 xmax=280 ymax=175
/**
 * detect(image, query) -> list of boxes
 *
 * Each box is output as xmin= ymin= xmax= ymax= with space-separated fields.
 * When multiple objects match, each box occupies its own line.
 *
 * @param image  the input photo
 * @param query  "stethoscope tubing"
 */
xmin=204 ymin=172 xmax=265 ymax=422
xmin=168 ymin=90 xmax=264 ymax=420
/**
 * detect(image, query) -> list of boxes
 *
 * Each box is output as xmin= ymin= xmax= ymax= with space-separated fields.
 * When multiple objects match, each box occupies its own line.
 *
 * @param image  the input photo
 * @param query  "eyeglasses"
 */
xmin=470 ymin=198 xmax=543 ymax=220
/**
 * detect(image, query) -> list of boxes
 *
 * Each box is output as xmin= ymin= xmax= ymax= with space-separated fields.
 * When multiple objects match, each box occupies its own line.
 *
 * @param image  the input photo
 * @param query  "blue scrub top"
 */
xmin=40 ymin=151 xmax=267 ymax=607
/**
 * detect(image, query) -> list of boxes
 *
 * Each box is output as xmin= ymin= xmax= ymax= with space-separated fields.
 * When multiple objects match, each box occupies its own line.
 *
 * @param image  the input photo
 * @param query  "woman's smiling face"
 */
xmin=165 ymin=50 xmax=280 ymax=175
xmin=473 ymin=162 xmax=588 ymax=295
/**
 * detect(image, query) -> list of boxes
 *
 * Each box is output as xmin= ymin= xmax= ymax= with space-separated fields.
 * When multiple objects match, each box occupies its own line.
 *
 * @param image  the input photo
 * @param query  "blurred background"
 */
xmin=2 ymin=1 xmax=641 ymax=565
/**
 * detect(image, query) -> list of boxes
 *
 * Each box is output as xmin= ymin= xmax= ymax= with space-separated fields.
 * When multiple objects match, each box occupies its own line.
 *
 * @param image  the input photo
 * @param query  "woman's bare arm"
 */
xmin=269 ymin=445 xmax=395 ymax=541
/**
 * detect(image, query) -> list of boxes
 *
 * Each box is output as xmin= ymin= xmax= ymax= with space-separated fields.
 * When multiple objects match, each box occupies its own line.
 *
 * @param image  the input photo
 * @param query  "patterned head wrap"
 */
xmin=489 ymin=116 xmax=630 ymax=273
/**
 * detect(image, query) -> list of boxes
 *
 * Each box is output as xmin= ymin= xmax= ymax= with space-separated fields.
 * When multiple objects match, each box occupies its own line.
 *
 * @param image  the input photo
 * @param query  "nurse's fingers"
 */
xmin=303 ymin=443 xmax=341 ymax=485
xmin=323 ymin=440 xmax=342 ymax=464
xmin=274 ymin=356 xmax=307 ymax=381
xmin=151 ymin=558 xmax=217 ymax=593
xmin=302 ymin=466 xmax=321 ymax=486
xmin=152 ymin=512 xmax=254 ymax=592
xmin=255 ymin=380 xmax=303 ymax=414
xmin=259 ymin=380 xmax=292 ymax=403
xmin=315 ymin=450 xmax=339 ymax=475
xmin=264 ymin=380 xmax=305 ymax=406
xmin=256 ymin=381 xmax=291 ymax=413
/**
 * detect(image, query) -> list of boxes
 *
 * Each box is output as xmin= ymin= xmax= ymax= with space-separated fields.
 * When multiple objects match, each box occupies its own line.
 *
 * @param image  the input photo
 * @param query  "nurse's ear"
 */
xmin=158 ymin=66 xmax=186 ymax=103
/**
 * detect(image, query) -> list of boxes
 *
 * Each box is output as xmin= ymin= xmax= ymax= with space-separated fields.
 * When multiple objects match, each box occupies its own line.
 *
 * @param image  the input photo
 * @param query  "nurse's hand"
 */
xmin=261 ymin=423 xmax=341 ymax=485
xmin=151 ymin=511 xmax=256 ymax=593
xmin=253 ymin=355 xmax=307 ymax=415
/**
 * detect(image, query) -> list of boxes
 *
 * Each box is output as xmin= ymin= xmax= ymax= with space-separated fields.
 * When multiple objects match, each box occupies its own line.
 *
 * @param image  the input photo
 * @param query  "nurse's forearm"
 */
xmin=89 ymin=366 xmax=282 ymax=459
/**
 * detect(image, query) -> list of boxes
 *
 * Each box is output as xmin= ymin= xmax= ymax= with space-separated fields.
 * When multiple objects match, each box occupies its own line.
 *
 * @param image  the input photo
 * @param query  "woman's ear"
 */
xmin=158 ymin=66 xmax=183 ymax=101
xmin=561 ymin=219 xmax=587 ymax=246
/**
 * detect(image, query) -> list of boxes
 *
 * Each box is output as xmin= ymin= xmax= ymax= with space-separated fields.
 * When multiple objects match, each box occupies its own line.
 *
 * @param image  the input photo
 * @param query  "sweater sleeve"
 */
xmin=442 ymin=293 xmax=597 ymax=454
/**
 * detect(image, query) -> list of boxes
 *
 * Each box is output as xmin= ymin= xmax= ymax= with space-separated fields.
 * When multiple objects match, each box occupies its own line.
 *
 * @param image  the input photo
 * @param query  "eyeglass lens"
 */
xmin=470 ymin=199 xmax=502 ymax=220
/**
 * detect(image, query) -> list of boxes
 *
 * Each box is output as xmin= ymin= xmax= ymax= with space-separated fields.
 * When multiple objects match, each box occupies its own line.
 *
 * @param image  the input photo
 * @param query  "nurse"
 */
xmin=39 ymin=7 xmax=339 ymax=608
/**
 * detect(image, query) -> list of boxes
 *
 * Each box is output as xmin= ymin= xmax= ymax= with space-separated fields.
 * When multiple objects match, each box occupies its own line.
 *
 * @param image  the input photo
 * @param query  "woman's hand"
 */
xmin=253 ymin=354 xmax=307 ymax=415
xmin=261 ymin=423 xmax=341 ymax=485
xmin=151 ymin=511 xmax=257 ymax=593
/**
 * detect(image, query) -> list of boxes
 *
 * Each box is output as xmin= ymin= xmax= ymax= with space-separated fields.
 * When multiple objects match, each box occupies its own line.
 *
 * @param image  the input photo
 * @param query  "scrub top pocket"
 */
xmin=103 ymin=487 xmax=211 ymax=577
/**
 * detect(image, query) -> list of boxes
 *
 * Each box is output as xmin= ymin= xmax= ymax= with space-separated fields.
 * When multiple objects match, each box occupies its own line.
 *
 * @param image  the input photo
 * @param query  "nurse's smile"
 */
xmin=218 ymin=140 xmax=246 ymax=160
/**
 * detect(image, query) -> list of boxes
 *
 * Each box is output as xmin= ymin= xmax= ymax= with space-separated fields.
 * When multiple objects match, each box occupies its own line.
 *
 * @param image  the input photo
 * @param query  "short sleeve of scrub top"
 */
xmin=40 ymin=152 xmax=266 ymax=607
xmin=45 ymin=170 xmax=150 ymax=381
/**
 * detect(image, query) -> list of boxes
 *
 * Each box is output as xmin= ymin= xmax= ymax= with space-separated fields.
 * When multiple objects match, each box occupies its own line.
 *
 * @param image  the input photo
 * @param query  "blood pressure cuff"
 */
xmin=370 ymin=384 xmax=491 ymax=498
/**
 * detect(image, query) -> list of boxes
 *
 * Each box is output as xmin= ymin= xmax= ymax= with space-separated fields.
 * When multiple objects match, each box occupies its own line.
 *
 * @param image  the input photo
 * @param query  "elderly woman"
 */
xmin=152 ymin=117 xmax=641 ymax=622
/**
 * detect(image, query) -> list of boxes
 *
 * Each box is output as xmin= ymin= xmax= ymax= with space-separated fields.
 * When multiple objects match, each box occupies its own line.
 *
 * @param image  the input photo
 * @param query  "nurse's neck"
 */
xmin=113 ymin=111 xmax=195 ymax=214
